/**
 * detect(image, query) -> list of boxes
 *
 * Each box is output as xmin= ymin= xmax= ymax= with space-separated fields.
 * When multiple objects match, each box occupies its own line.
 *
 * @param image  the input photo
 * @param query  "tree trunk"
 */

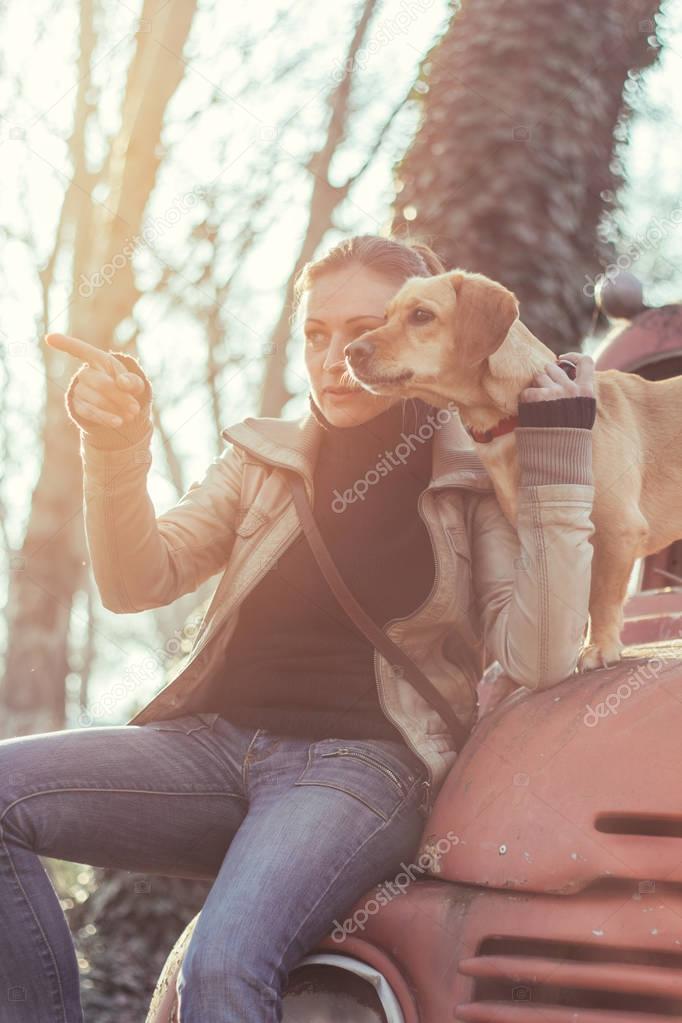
xmin=392 ymin=0 xmax=662 ymax=353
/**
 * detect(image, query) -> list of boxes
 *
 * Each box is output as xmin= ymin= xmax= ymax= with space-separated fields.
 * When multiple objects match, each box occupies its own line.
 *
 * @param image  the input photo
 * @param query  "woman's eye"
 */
xmin=305 ymin=331 xmax=327 ymax=348
xmin=410 ymin=307 xmax=434 ymax=324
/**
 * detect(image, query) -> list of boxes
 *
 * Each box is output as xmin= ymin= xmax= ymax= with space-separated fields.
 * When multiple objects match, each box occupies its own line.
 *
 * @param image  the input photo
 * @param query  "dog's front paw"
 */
xmin=578 ymin=641 xmax=623 ymax=672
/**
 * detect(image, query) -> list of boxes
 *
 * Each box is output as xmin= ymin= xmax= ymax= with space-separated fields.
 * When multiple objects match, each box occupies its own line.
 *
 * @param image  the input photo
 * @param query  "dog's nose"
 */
xmin=345 ymin=337 xmax=375 ymax=368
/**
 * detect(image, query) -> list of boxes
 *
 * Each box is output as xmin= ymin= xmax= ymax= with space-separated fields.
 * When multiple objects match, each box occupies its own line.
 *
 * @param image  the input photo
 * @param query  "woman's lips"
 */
xmin=323 ymin=386 xmax=356 ymax=397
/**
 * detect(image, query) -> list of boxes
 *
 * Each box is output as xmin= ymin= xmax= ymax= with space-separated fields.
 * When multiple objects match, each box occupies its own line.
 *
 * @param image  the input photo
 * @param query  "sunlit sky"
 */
xmin=2 ymin=0 xmax=682 ymax=722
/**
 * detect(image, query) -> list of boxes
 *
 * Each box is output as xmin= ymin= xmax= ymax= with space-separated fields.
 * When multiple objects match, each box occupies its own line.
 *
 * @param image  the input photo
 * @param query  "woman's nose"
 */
xmin=323 ymin=334 xmax=350 ymax=370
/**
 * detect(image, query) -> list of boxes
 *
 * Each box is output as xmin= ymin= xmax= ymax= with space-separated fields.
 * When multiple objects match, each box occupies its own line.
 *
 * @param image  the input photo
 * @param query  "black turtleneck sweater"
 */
xmin=203 ymin=396 xmax=438 ymax=742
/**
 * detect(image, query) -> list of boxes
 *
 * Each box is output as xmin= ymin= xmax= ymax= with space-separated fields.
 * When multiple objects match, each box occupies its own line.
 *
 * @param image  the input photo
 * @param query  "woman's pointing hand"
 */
xmin=45 ymin=333 xmax=146 ymax=429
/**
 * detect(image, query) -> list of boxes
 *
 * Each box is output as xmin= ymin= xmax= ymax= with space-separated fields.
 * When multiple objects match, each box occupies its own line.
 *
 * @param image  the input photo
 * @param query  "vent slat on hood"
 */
xmin=455 ymin=1000 xmax=677 ymax=1022
xmin=460 ymin=953 xmax=682 ymax=998
xmin=456 ymin=939 xmax=682 ymax=1019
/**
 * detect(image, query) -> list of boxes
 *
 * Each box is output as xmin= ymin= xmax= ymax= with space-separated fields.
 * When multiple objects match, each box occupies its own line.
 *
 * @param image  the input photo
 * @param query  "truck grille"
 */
xmin=456 ymin=937 xmax=682 ymax=1020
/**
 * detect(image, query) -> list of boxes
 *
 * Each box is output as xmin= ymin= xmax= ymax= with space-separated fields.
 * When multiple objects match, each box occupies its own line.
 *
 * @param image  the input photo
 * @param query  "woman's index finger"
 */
xmin=45 ymin=333 xmax=110 ymax=369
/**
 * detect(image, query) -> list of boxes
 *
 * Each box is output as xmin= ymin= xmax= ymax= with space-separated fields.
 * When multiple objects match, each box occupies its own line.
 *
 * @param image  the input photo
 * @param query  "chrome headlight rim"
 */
xmin=286 ymin=952 xmax=405 ymax=1022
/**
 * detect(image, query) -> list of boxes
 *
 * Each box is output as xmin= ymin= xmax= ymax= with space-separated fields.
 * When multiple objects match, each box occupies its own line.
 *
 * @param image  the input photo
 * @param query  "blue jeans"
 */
xmin=0 ymin=711 xmax=428 ymax=1022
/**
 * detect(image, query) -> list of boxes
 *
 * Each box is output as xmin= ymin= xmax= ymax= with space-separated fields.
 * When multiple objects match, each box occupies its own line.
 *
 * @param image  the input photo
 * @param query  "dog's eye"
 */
xmin=409 ymin=307 xmax=435 ymax=325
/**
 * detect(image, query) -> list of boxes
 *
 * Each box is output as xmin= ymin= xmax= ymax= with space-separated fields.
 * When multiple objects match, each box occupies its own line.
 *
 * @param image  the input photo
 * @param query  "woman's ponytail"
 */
xmin=408 ymin=241 xmax=448 ymax=276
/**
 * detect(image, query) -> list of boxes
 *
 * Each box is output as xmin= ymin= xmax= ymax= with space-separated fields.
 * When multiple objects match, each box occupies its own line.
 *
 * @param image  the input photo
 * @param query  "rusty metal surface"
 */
xmin=424 ymin=644 xmax=682 ymax=893
xmin=624 ymin=589 xmax=682 ymax=619
xmin=622 ymin=609 xmax=682 ymax=646
xmin=622 ymin=543 xmax=682 ymax=644
xmin=593 ymin=305 xmax=682 ymax=373
xmin=317 ymin=880 xmax=682 ymax=1021
xmin=145 ymin=913 xmax=198 ymax=1023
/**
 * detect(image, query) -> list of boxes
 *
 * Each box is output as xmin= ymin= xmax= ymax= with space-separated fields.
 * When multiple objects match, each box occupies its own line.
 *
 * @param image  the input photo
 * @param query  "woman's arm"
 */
xmin=470 ymin=353 xmax=597 ymax=690
xmin=65 ymin=354 xmax=244 ymax=614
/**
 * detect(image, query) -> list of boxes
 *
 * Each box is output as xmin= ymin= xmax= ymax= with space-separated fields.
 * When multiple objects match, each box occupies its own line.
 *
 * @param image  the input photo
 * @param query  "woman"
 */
xmin=1 ymin=234 xmax=596 ymax=1022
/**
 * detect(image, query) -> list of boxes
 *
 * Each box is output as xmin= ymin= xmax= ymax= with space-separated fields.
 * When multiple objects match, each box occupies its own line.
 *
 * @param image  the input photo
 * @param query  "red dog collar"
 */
xmin=464 ymin=414 xmax=518 ymax=444
xmin=463 ymin=358 xmax=577 ymax=444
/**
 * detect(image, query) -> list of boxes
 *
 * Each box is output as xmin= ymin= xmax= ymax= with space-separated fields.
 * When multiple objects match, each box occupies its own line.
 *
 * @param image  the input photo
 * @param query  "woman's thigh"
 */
xmin=0 ymin=713 xmax=249 ymax=880
xmin=179 ymin=734 xmax=427 ymax=1005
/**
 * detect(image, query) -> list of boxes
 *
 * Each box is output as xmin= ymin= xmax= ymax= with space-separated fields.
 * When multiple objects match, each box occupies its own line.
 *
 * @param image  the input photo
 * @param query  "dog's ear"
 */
xmin=448 ymin=270 xmax=519 ymax=366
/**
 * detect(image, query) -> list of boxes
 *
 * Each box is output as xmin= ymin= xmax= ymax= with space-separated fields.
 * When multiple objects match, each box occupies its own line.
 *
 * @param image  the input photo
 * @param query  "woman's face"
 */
xmin=302 ymin=264 xmax=402 ymax=426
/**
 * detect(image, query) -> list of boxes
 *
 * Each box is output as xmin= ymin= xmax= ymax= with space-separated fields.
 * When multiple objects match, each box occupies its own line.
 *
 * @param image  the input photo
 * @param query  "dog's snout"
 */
xmin=344 ymin=337 xmax=375 ymax=368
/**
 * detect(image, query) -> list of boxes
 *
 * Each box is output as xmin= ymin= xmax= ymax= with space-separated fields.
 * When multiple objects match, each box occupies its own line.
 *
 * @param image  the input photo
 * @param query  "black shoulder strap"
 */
xmin=283 ymin=469 xmax=470 ymax=752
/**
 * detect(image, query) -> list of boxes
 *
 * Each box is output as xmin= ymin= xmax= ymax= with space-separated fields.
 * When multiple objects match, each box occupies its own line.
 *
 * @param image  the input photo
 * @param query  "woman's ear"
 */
xmin=448 ymin=270 xmax=520 ymax=366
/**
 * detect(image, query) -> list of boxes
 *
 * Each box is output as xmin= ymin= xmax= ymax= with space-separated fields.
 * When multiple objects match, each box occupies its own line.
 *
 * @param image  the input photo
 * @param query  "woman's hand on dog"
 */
xmin=519 ymin=351 xmax=595 ymax=403
xmin=45 ymin=333 xmax=146 ymax=428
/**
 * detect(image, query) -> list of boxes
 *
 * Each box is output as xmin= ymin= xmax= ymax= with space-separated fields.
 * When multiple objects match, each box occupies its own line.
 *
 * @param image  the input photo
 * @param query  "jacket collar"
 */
xmin=221 ymin=405 xmax=494 ymax=493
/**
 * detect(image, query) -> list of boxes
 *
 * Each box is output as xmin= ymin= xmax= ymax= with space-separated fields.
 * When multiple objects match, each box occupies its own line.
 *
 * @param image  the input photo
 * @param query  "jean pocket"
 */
xmin=294 ymin=739 xmax=421 ymax=822
xmin=143 ymin=712 xmax=220 ymax=735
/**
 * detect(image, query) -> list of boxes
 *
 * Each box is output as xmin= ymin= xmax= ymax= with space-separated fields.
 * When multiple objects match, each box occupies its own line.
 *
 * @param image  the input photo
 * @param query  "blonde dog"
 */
xmin=344 ymin=268 xmax=682 ymax=671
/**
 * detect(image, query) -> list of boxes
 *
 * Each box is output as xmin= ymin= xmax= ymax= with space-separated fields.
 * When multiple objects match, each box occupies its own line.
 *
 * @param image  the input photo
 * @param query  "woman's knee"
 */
xmin=0 ymin=736 xmax=34 ymax=806
xmin=0 ymin=727 xmax=94 ymax=807
xmin=178 ymin=929 xmax=281 ymax=1013
xmin=0 ymin=733 xmax=74 ymax=850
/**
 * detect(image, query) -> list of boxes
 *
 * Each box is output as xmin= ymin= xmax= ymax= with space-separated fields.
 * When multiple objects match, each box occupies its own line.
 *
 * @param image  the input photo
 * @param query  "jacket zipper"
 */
xmin=320 ymin=747 xmax=409 ymax=795
xmin=372 ymin=486 xmax=444 ymax=805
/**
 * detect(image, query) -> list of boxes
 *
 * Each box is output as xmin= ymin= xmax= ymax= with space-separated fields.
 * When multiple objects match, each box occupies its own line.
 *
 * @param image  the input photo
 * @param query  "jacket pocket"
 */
xmin=294 ymin=739 xmax=420 ymax=822
xmin=235 ymin=505 xmax=270 ymax=538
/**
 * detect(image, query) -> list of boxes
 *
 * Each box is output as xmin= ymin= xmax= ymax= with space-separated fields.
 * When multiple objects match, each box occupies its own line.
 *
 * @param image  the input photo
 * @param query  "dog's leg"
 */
xmin=579 ymin=516 xmax=649 ymax=671
xmin=475 ymin=437 xmax=520 ymax=528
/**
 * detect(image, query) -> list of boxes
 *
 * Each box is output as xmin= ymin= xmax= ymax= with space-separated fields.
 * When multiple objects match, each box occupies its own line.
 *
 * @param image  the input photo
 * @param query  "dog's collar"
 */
xmin=463 ymin=358 xmax=577 ymax=444
xmin=464 ymin=414 xmax=518 ymax=444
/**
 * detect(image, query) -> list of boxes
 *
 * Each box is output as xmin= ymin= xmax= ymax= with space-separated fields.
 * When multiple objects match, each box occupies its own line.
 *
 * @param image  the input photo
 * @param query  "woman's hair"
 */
xmin=291 ymin=233 xmax=447 ymax=321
